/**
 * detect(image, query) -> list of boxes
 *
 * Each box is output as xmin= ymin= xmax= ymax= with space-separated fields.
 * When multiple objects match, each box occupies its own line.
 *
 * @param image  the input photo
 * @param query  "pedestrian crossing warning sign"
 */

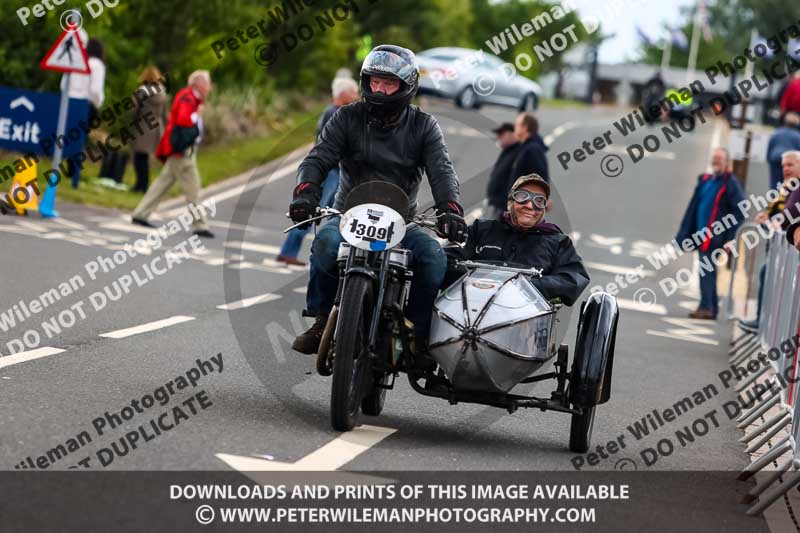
xmin=40 ymin=29 xmax=90 ymax=74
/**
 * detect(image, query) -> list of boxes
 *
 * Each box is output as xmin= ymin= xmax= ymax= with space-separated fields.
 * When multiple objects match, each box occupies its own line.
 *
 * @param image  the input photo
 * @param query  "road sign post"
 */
xmin=38 ymin=22 xmax=91 ymax=217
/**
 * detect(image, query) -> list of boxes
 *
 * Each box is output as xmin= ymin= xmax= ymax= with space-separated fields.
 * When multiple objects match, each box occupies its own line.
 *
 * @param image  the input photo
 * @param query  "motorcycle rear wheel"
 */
xmin=331 ymin=275 xmax=372 ymax=431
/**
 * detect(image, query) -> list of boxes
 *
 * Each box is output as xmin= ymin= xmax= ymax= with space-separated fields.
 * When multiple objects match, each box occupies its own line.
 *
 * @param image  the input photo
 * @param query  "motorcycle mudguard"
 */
xmin=570 ymin=292 xmax=619 ymax=407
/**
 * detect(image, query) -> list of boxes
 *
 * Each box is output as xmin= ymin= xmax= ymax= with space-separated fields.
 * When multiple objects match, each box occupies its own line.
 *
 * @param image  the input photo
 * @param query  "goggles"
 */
xmin=510 ymin=190 xmax=547 ymax=210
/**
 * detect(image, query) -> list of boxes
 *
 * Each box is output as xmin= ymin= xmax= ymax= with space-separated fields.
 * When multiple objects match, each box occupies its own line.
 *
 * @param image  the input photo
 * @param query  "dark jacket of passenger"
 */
xmin=444 ymin=216 xmax=589 ymax=306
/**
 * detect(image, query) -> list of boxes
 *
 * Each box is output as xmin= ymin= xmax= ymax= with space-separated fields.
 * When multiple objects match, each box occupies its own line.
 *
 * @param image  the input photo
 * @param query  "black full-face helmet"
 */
xmin=360 ymin=44 xmax=419 ymax=116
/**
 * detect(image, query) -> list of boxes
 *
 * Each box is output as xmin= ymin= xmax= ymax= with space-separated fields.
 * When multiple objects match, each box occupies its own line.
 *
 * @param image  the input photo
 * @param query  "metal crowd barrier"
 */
xmin=725 ymin=226 xmax=800 ymax=515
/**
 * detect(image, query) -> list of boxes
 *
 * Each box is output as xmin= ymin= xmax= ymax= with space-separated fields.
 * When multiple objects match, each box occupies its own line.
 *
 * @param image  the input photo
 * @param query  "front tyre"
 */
xmin=361 ymin=372 xmax=389 ymax=416
xmin=331 ymin=275 xmax=372 ymax=431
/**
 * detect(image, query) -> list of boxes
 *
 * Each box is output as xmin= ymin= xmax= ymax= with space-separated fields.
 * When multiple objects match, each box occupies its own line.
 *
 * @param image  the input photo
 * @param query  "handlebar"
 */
xmin=457 ymin=260 xmax=543 ymax=277
xmin=282 ymin=207 xmax=342 ymax=233
xmin=283 ymin=208 xmax=440 ymax=234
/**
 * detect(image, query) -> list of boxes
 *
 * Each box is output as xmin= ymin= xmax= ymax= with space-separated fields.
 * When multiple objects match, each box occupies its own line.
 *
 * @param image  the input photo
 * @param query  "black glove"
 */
xmin=289 ymin=182 xmax=321 ymax=225
xmin=436 ymin=202 xmax=467 ymax=243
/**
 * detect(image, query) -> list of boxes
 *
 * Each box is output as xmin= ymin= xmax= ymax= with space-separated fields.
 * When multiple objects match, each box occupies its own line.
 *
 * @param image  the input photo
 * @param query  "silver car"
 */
xmin=417 ymin=47 xmax=542 ymax=111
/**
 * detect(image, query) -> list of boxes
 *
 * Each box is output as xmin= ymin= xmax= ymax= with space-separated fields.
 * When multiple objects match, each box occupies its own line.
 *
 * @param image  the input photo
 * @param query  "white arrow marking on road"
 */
xmin=99 ymin=315 xmax=195 ymax=339
xmin=646 ymin=318 xmax=719 ymax=345
xmin=585 ymin=261 xmax=654 ymax=277
xmin=615 ymin=297 xmax=667 ymax=315
xmin=225 ymin=241 xmax=282 ymax=255
xmin=589 ymin=234 xmax=624 ymax=255
xmin=9 ymin=96 xmax=35 ymax=112
xmin=216 ymin=425 xmax=397 ymax=471
xmin=602 ymin=144 xmax=676 ymax=160
xmin=543 ymin=121 xmax=577 ymax=145
xmin=0 ymin=347 xmax=65 ymax=369
xmin=217 ymin=293 xmax=281 ymax=311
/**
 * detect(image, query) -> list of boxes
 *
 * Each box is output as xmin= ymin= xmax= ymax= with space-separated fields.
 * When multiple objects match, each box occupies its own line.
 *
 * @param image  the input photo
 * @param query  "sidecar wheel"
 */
xmin=331 ymin=275 xmax=372 ymax=432
xmin=569 ymin=405 xmax=596 ymax=453
xmin=361 ymin=372 xmax=388 ymax=416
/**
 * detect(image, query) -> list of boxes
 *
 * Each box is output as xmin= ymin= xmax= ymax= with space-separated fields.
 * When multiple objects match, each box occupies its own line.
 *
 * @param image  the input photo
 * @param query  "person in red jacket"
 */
xmin=132 ymin=70 xmax=214 ymax=237
xmin=781 ymin=73 xmax=800 ymax=116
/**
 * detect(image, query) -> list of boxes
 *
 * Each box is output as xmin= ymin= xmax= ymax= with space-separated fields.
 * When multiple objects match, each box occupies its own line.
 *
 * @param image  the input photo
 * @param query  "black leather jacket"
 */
xmin=296 ymin=102 xmax=460 ymax=215
xmin=445 ymin=218 xmax=589 ymax=306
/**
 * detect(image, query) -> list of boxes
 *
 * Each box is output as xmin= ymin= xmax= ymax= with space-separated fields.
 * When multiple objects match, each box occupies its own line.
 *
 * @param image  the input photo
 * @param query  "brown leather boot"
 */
xmin=689 ymin=308 xmax=716 ymax=320
xmin=291 ymin=316 xmax=328 ymax=354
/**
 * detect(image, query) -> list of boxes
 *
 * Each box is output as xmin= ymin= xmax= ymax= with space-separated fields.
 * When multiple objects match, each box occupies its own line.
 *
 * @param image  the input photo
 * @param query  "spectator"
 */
xmin=61 ymin=35 xmax=105 ymax=188
xmin=740 ymin=151 xmax=799 ymax=331
xmin=511 ymin=112 xmax=549 ymax=183
xmin=766 ymin=112 xmax=800 ymax=190
xmin=276 ymin=76 xmax=359 ymax=265
xmin=131 ymin=66 xmax=168 ymax=193
xmin=485 ymin=122 xmax=520 ymax=220
xmin=131 ymin=70 xmax=214 ymax=238
xmin=676 ymin=148 xmax=746 ymax=320
xmin=781 ymin=151 xmax=800 ymax=251
xmin=781 ymin=72 xmax=800 ymax=116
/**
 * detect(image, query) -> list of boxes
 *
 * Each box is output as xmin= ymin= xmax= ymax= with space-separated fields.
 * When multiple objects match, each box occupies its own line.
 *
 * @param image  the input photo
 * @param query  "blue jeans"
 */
xmin=279 ymin=168 xmax=340 ymax=258
xmin=306 ymin=215 xmax=447 ymax=340
xmin=698 ymin=250 xmax=719 ymax=316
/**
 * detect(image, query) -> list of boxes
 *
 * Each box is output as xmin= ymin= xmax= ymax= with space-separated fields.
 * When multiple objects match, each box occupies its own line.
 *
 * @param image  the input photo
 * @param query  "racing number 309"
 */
xmin=348 ymin=218 xmax=396 ymax=242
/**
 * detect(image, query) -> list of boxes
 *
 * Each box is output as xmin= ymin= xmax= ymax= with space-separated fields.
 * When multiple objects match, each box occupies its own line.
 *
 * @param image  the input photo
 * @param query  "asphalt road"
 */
xmin=0 ymin=100 xmax=773 ymax=530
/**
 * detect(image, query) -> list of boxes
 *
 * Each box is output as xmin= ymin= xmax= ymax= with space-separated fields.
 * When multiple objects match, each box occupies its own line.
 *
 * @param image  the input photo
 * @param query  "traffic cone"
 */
xmin=8 ymin=162 xmax=40 ymax=216
xmin=39 ymin=179 xmax=59 ymax=218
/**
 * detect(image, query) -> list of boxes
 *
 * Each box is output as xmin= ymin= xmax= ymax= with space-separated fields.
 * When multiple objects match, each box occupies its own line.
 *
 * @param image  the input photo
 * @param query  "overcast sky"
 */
xmin=571 ymin=0 xmax=696 ymax=64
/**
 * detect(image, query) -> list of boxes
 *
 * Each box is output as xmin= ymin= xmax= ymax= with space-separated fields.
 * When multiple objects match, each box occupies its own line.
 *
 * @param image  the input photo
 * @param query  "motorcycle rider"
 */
xmin=289 ymin=45 xmax=467 ymax=355
xmin=444 ymin=174 xmax=589 ymax=305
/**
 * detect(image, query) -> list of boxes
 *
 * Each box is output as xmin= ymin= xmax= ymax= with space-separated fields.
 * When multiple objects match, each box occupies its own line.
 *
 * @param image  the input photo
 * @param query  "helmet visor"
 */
xmin=361 ymin=50 xmax=417 ymax=85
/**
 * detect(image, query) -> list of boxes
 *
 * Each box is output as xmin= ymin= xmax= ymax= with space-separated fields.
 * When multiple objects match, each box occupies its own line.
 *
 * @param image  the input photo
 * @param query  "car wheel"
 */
xmin=520 ymin=92 xmax=538 ymax=111
xmin=456 ymin=87 xmax=479 ymax=109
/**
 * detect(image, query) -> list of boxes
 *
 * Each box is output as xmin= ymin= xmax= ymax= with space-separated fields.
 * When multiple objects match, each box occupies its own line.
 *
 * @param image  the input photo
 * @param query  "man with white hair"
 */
xmin=276 ymin=75 xmax=359 ymax=265
xmin=781 ymin=151 xmax=800 ymax=251
xmin=132 ymin=70 xmax=213 ymax=237
xmin=740 ymin=150 xmax=800 ymax=331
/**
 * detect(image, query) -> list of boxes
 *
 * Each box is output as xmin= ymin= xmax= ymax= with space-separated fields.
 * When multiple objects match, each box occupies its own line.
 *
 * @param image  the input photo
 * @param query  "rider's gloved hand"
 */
xmin=436 ymin=201 xmax=467 ymax=243
xmin=289 ymin=182 xmax=322 ymax=226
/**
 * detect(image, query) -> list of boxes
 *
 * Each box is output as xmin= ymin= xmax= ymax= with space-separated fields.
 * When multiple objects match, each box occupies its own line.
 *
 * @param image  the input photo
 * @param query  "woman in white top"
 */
xmin=60 ymin=36 xmax=106 ymax=187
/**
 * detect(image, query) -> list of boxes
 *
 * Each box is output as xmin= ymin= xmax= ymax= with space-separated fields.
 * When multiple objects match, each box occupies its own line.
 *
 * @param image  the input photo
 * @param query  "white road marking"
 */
xmin=52 ymin=218 xmax=86 ymax=230
xmin=99 ymin=222 xmax=155 ymax=235
xmin=227 ymin=261 xmax=293 ymax=274
xmin=99 ymin=315 xmax=195 ymax=339
xmin=602 ymin=144 xmax=676 ymax=160
xmin=293 ymin=286 xmax=307 ymax=294
xmin=646 ymin=318 xmax=719 ymax=345
xmin=585 ymin=261 xmax=654 ymax=277
xmin=216 ymin=425 xmax=397 ymax=471
xmin=225 ymin=241 xmax=282 ymax=255
xmin=217 ymin=293 xmax=282 ymax=311
xmin=615 ymin=297 xmax=667 ymax=315
xmin=543 ymin=121 xmax=577 ymax=145
xmin=589 ymin=234 xmax=624 ymax=255
xmin=0 ymin=347 xmax=65 ymax=369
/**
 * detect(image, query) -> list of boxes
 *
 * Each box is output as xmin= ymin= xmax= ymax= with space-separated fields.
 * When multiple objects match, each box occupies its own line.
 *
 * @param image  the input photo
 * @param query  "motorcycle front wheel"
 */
xmin=331 ymin=274 xmax=373 ymax=431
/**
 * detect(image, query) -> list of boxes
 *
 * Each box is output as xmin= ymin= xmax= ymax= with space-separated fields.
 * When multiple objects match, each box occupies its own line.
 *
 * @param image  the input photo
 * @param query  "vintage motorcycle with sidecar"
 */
xmin=284 ymin=182 xmax=619 ymax=453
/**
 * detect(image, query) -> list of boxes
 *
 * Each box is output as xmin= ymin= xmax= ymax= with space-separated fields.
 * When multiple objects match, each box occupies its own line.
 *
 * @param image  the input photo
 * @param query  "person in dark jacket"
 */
xmin=445 ymin=174 xmax=589 ymax=305
xmin=277 ymin=76 xmax=359 ymax=266
xmin=289 ymin=45 xmax=467 ymax=354
xmin=486 ymin=123 xmax=520 ymax=220
xmin=675 ymin=148 xmax=746 ymax=319
xmin=767 ymin=113 xmax=800 ymax=190
xmin=511 ymin=112 xmax=549 ymax=183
